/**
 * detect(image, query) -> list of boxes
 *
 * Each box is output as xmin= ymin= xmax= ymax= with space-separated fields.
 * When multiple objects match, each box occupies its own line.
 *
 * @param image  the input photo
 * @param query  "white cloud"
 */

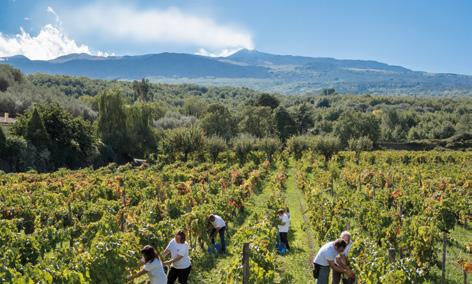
xmin=195 ymin=48 xmax=242 ymax=57
xmin=0 ymin=6 xmax=113 ymax=60
xmin=64 ymin=3 xmax=254 ymax=51
xmin=0 ymin=25 xmax=93 ymax=60
xmin=47 ymin=6 xmax=62 ymax=26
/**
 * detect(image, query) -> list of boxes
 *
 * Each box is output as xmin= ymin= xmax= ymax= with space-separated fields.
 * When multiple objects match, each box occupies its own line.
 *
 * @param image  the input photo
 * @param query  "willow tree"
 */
xmin=97 ymin=89 xmax=129 ymax=158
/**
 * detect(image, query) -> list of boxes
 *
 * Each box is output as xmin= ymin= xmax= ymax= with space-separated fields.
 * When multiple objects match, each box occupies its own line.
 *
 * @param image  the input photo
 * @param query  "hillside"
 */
xmin=2 ymin=50 xmax=472 ymax=95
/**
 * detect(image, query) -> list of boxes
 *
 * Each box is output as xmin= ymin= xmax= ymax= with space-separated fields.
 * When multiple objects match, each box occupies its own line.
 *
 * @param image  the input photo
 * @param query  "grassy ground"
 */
xmin=196 ymin=162 xmax=319 ymax=283
xmin=277 ymin=163 xmax=316 ymax=284
xmin=193 ymin=172 xmax=276 ymax=283
xmin=430 ymin=225 xmax=472 ymax=283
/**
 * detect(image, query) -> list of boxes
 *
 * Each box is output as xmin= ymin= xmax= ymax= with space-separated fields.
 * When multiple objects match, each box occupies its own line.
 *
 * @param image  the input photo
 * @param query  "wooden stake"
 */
xmin=120 ymin=183 xmax=126 ymax=231
xmin=242 ymin=243 xmax=250 ymax=284
xmin=68 ymin=202 xmax=73 ymax=248
xmin=68 ymin=202 xmax=73 ymax=224
xmin=388 ymin=248 xmax=396 ymax=262
xmin=442 ymin=232 xmax=447 ymax=283
xmin=330 ymin=177 xmax=335 ymax=197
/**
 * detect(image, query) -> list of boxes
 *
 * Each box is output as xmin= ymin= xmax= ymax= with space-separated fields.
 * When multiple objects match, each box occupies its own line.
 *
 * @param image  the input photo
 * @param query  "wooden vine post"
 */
xmin=441 ymin=231 xmax=447 ymax=284
xmin=68 ymin=201 xmax=73 ymax=248
xmin=119 ymin=178 xmax=126 ymax=232
xmin=330 ymin=176 xmax=335 ymax=197
xmin=388 ymin=248 xmax=396 ymax=263
xmin=242 ymin=243 xmax=250 ymax=284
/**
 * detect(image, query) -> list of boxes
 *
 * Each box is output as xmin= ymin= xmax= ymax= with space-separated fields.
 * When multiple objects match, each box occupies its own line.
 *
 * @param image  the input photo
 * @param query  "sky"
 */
xmin=0 ymin=0 xmax=471 ymax=75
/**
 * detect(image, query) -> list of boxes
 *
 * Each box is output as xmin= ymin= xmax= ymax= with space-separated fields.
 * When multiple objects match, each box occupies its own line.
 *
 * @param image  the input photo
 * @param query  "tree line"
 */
xmin=0 ymin=65 xmax=471 ymax=172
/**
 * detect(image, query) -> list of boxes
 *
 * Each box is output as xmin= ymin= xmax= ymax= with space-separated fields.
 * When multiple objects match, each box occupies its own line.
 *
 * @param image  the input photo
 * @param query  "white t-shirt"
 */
xmin=278 ymin=213 xmax=289 ymax=233
xmin=343 ymin=240 xmax=353 ymax=257
xmin=211 ymin=215 xmax=226 ymax=229
xmin=313 ymin=241 xmax=339 ymax=266
xmin=143 ymin=258 xmax=167 ymax=284
xmin=165 ymin=239 xmax=191 ymax=269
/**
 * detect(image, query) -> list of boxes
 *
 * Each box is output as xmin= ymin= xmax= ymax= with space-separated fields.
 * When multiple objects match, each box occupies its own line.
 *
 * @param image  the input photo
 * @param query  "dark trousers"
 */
xmin=167 ymin=266 xmax=191 ymax=284
xmin=313 ymin=264 xmax=330 ymax=284
xmin=210 ymin=226 xmax=226 ymax=253
xmin=279 ymin=232 xmax=290 ymax=249
xmin=332 ymin=271 xmax=354 ymax=284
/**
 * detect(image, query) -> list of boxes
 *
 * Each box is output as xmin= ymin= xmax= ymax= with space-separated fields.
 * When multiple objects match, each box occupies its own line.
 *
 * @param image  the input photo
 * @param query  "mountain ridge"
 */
xmin=2 ymin=49 xmax=472 ymax=95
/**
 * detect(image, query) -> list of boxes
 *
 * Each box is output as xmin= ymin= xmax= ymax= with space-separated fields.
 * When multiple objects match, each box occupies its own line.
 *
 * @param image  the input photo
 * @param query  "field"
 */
xmin=0 ymin=150 xmax=471 ymax=283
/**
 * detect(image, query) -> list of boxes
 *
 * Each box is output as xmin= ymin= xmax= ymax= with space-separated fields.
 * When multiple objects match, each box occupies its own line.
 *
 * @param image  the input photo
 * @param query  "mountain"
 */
xmin=1 ymin=52 xmax=268 ymax=80
xmin=227 ymin=49 xmax=409 ymax=73
xmin=50 ymin=53 xmax=108 ymax=63
xmin=2 ymin=49 xmax=472 ymax=95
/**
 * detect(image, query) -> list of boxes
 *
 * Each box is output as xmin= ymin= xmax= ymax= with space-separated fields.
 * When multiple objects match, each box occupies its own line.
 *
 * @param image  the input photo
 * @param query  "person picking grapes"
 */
xmin=277 ymin=209 xmax=290 ymax=250
xmin=127 ymin=245 xmax=167 ymax=284
xmin=162 ymin=231 xmax=192 ymax=284
xmin=332 ymin=231 xmax=355 ymax=284
xmin=208 ymin=214 xmax=227 ymax=253
xmin=313 ymin=239 xmax=355 ymax=284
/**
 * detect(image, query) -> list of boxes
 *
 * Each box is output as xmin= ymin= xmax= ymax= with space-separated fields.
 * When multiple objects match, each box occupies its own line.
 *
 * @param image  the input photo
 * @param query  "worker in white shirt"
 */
xmin=277 ymin=209 xmax=290 ymax=250
xmin=208 ymin=214 xmax=227 ymax=253
xmin=333 ymin=231 xmax=355 ymax=284
xmin=127 ymin=245 xmax=167 ymax=284
xmin=162 ymin=231 xmax=192 ymax=284
xmin=313 ymin=239 xmax=354 ymax=284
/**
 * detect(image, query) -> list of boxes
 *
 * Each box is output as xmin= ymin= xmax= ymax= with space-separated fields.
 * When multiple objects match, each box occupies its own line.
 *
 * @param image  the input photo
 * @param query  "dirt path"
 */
xmin=278 ymin=162 xmax=316 ymax=283
xmin=193 ymin=171 xmax=275 ymax=283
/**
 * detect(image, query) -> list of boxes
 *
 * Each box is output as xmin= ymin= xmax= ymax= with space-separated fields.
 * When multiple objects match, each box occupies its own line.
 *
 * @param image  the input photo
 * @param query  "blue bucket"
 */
xmin=277 ymin=243 xmax=287 ymax=255
xmin=207 ymin=243 xmax=222 ymax=254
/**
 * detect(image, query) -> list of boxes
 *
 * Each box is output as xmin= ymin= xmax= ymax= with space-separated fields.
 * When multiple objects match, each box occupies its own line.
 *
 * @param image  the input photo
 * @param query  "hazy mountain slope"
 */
xmin=1 ymin=53 xmax=269 ymax=80
xmin=2 ymin=50 xmax=472 ymax=95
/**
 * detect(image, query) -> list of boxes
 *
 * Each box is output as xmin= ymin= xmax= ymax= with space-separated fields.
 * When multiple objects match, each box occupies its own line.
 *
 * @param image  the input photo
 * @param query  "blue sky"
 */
xmin=1 ymin=0 xmax=471 ymax=75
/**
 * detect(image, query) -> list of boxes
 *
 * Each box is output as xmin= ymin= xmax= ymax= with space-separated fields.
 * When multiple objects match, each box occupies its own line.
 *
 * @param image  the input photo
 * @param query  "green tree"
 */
xmin=3 ymin=135 xmax=28 ymax=171
xmin=97 ymin=89 xmax=129 ymax=158
xmin=205 ymin=136 xmax=227 ymax=163
xmin=295 ymin=103 xmax=314 ymax=134
xmin=0 ymin=65 xmax=23 ymax=92
xmin=233 ymin=134 xmax=255 ymax=164
xmin=312 ymin=135 xmax=342 ymax=163
xmin=286 ymin=135 xmax=312 ymax=160
xmin=200 ymin=104 xmax=237 ymax=140
xmin=132 ymin=78 xmax=151 ymax=102
xmin=380 ymin=109 xmax=402 ymax=141
xmin=274 ymin=106 xmax=297 ymax=142
xmin=256 ymin=93 xmax=280 ymax=109
xmin=164 ymin=127 xmax=205 ymax=161
xmin=315 ymin=98 xmax=331 ymax=108
xmin=348 ymin=136 xmax=373 ymax=164
xmin=256 ymin=137 xmax=281 ymax=162
xmin=322 ymin=88 xmax=336 ymax=96
xmin=182 ymin=97 xmax=207 ymax=118
xmin=11 ymin=104 xmax=95 ymax=169
xmin=335 ymin=111 xmax=380 ymax=146
xmin=240 ymin=106 xmax=274 ymax=138
xmin=25 ymin=108 xmax=50 ymax=150
xmin=126 ymin=104 xmax=157 ymax=158
xmin=0 ymin=127 xmax=7 ymax=155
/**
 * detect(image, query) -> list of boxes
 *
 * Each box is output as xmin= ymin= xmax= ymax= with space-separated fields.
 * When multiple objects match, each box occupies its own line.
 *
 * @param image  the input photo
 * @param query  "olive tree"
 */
xmin=348 ymin=136 xmax=373 ymax=164
xmin=205 ymin=136 xmax=227 ymax=163
xmin=256 ymin=137 xmax=281 ymax=163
